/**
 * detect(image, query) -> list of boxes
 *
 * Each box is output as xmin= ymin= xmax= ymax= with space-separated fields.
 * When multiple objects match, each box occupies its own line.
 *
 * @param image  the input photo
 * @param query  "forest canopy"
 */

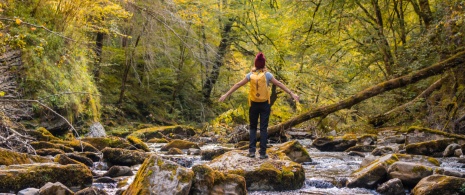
xmin=0 ymin=0 xmax=464 ymax=136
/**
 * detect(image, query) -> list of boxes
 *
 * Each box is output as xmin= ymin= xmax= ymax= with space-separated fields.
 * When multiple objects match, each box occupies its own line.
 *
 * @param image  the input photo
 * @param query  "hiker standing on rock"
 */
xmin=218 ymin=52 xmax=300 ymax=159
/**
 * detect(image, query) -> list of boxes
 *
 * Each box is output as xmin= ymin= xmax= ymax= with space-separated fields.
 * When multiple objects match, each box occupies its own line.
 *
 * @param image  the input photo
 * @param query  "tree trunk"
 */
xmin=263 ymin=50 xmax=465 ymax=137
xmin=93 ymin=32 xmax=105 ymax=80
xmin=202 ymin=18 xmax=234 ymax=102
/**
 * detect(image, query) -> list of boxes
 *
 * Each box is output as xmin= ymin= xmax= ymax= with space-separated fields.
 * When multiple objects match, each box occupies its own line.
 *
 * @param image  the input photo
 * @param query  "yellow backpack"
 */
xmin=249 ymin=70 xmax=270 ymax=105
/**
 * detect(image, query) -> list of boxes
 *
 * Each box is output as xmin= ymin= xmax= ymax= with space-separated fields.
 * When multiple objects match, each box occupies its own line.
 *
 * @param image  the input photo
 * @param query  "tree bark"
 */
xmin=93 ymin=32 xmax=105 ymax=80
xmin=264 ymin=50 xmax=465 ymax=137
xmin=202 ymin=18 xmax=234 ymax=102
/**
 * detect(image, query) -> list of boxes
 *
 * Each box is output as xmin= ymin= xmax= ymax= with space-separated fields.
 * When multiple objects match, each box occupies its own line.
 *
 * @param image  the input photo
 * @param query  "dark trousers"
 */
xmin=249 ymin=101 xmax=271 ymax=155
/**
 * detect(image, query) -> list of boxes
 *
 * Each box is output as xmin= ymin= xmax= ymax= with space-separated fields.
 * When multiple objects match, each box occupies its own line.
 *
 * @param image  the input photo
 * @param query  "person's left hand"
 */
xmin=218 ymin=94 xmax=228 ymax=102
xmin=291 ymin=93 xmax=300 ymax=102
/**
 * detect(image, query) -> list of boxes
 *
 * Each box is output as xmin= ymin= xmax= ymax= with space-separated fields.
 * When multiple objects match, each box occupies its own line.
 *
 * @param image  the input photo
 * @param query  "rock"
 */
xmin=35 ymin=148 xmax=65 ymax=156
xmin=190 ymin=164 xmax=246 ymax=195
xmin=455 ymin=149 xmax=463 ymax=157
xmin=123 ymin=155 xmax=194 ymax=195
xmin=406 ymin=138 xmax=455 ymax=156
xmin=207 ymin=150 xmax=305 ymax=191
xmin=27 ymin=127 xmax=59 ymax=141
xmin=102 ymin=147 xmax=149 ymax=166
xmin=443 ymin=143 xmax=461 ymax=157
xmin=346 ymin=154 xmax=441 ymax=189
xmin=66 ymin=154 xmax=94 ymax=167
xmin=371 ymin=146 xmax=394 ymax=156
xmin=52 ymin=140 xmax=99 ymax=153
xmin=412 ymin=175 xmax=465 ymax=195
xmin=102 ymin=166 xmax=133 ymax=177
xmin=55 ymin=154 xmax=83 ymax=165
xmin=86 ymin=122 xmax=106 ymax=138
xmin=75 ymin=186 xmax=108 ymax=195
xmin=201 ymin=148 xmax=231 ymax=161
xmin=348 ymin=151 xmax=365 ymax=157
xmin=30 ymin=141 xmax=74 ymax=153
xmin=0 ymin=148 xmax=52 ymax=165
xmin=0 ymin=163 xmax=92 ymax=192
xmin=187 ymin=148 xmax=201 ymax=155
xmin=357 ymin=134 xmax=377 ymax=145
xmin=38 ymin=182 xmax=74 ymax=195
xmin=345 ymin=145 xmax=376 ymax=153
xmin=376 ymin=178 xmax=404 ymax=195
xmin=161 ymin=139 xmax=200 ymax=151
xmin=129 ymin=125 xmax=196 ymax=141
xmin=80 ymin=137 xmax=134 ymax=151
xmin=126 ymin=135 xmax=150 ymax=152
xmin=94 ymin=177 xmax=117 ymax=183
xmin=78 ymin=152 xmax=101 ymax=162
xmin=272 ymin=140 xmax=312 ymax=163
xmin=312 ymin=135 xmax=357 ymax=151
xmin=146 ymin=138 xmax=169 ymax=143
xmin=40 ymin=117 xmax=69 ymax=135
xmin=435 ymin=168 xmax=465 ymax=178
xmin=387 ymin=161 xmax=435 ymax=187
xmin=18 ymin=188 xmax=39 ymax=195
xmin=167 ymin=148 xmax=183 ymax=155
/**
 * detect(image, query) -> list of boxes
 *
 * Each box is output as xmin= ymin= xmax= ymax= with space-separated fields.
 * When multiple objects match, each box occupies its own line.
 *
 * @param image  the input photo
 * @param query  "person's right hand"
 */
xmin=291 ymin=93 xmax=300 ymax=102
xmin=218 ymin=94 xmax=228 ymax=102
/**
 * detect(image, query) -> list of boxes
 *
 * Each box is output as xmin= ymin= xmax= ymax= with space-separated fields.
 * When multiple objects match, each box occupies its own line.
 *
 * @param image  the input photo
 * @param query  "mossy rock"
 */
xmin=312 ymin=135 xmax=357 ymax=151
xmin=346 ymin=154 xmax=400 ymax=188
xmin=147 ymin=138 xmax=169 ymax=143
xmin=201 ymin=148 xmax=232 ymax=161
xmin=405 ymin=138 xmax=456 ymax=156
xmin=30 ymin=141 xmax=74 ymax=153
xmin=102 ymin=147 xmax=149 ymax=166
xmin=207 ymin=150 xmax=305 ymax=191
xmin=129 ymin=125 xmax=196 ymax=141
xmin=0 ymin=148 xmax=52 ymax=166
xmin=166 ymin=148 xmax=183 ymax=155
xmin=412 ymin=175 xmax=465 ymax=195
xmin=76 ymin=152 xmax=101 ymax=162
xmin=357 ymin=134 xmax=378 ymax=145
xmin=126 ymin=135 xmax=150 ymax=152
xmin=65 ymin=153 xmax=94 ymax=167
xmin=0 ymin=163 xmax=92 ymax=193
xmin=345 ymin=145 xmax=377 ymax=153
xmin=54 ymin=154 xmax=83 ymax=166
xmin=27 ymin=127 xmax=59 ymax=141
xmin=387 ymin=161 xmax=436 ymax=187
xmin=123 ymin=155 xmax=194 ymax=195
xmin=80 ymin=137 xmax=134 ymax=150
xmin=52 ymin=140 xmax=99 ymax=153
xmin=191 ymin=164 xmax=246 ymax=195
xmin=35 ymin=148 xmax=65 ymax=156
xmin=270 ymin=140 xmax=312 ymax=163
xmin=160 ymin=139 xmax=200 ymax=151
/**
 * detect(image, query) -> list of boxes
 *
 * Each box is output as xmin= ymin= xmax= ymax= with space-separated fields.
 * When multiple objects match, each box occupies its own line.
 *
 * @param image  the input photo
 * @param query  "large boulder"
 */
xmin=129 ymin=125 xmax=196 ymax=141
xmin=346 ymin=153 xmax=441 ymax=189
xmin=412 ymin=175 xmax=465 ymax=195
xmin=86 ymin=122 xmax=106 ymax=138
xmin=207 ymin=150 xmax=305 ymax=191
xmin=38 ymin=182 xmax=74 ymax=195
xmin=376 ymin=178 xmax=404 ymax=195
xmin=123 ymin=155 xmax=194 ymax=195
xmin=405 ymin=138 xmax=456 ymax=156
xmin=271 ymin=140 xmax=312 ymax=163
xmin=102 ymin=147 xmax=149 ymax=166
xmin=0 ymin=163 xmax=92 ymax=193
xmin=0 ymin=148 xmax=52 ymax=165
xmin=312 ymin=134 xmax=357 ymax=151
xmin=190 ymin=164 xmax=246 ymax=195
xmin=387 ymin=161 xmax=436 ymax=187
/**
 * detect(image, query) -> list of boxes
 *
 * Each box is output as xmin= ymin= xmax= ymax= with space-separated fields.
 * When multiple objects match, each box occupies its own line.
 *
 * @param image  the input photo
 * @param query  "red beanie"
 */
xmin=254 ymin=52 xmax=266 ymax=69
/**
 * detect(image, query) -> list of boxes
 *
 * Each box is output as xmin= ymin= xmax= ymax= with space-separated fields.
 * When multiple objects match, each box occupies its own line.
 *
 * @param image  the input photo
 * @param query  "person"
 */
xmin=218 ymin=52 xmax=299 ymax=159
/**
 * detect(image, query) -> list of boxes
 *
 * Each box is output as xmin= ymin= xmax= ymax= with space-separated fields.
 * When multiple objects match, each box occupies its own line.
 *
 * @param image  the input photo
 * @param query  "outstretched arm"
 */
xmin=270 ymin=78 xmax=300 ymax=102
xmin=218 ymin=78 xmax=248 ymax=102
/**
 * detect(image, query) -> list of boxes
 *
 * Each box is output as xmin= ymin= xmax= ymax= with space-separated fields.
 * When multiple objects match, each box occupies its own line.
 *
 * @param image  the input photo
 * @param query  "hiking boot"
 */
xmin=247 ymin=153 xmax=255 ymax=158
xmin=259 ymin=154 xmax=268 ymax=159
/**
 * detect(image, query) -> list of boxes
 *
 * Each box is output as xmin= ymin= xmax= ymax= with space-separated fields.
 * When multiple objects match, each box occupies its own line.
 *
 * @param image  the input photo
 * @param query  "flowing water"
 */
xmin=93 ymin=139 xmax=465 ymax=195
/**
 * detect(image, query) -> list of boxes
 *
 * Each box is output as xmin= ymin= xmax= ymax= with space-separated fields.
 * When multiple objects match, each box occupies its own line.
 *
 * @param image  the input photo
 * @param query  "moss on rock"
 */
xmin=0 ymin=163 xmax=92 ymax=193
xmin=406 ymin=138 xmax=456 ymax=156
xmin=129 ymin=125 xmax=196 ymax=141
xmin=160 ymin=139 xmax=200 ymax=151
xmin=27 ymin=127 xmax=59 ymax=141
xmin=52 ymin=140 xmax=99 ymax=153
xmin=30 ymin=141 xmax=74 ymax=153
xmin=147 ymin=138 xmax=169 ymax=143
xmin=0 ymin=148 xmax=52 ymax=165
xmin=80 ymin=137 xmax=133 ymax=150
xmin=271 ymin=140 xmax=312 ymax=163
xmin=102 ymin=147 xmax=149 ymax=166
xmin=191 ymin=164 xmax=246 ymax=195
xmin=126 ymin=135 xmax=150 ymax=152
